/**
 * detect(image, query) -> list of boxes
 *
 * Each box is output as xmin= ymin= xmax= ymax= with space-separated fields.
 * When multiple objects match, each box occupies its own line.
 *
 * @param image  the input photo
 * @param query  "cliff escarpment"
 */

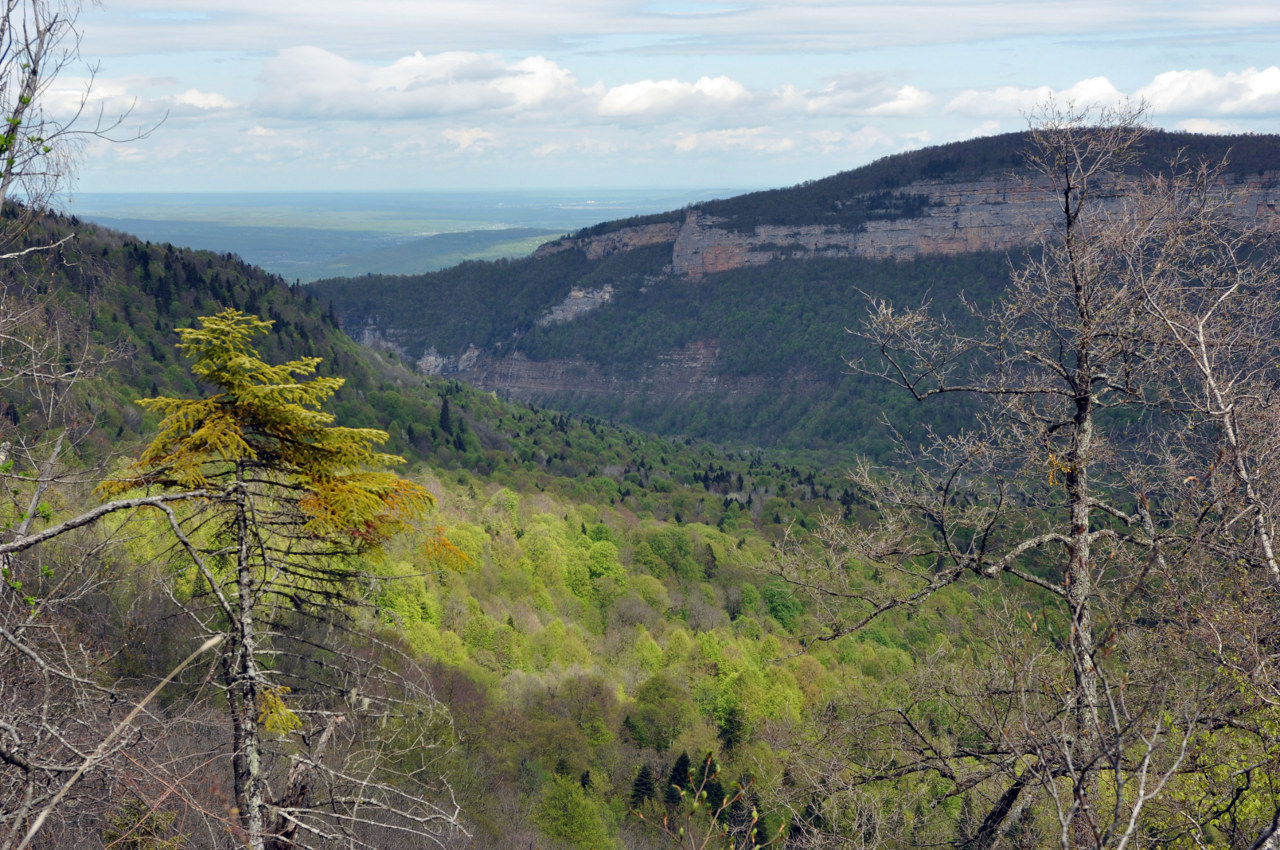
xmin=535 ymin=173 xmax=1280 ymax=279
xmin=310 ymin=129 xmax=1280 ymax=450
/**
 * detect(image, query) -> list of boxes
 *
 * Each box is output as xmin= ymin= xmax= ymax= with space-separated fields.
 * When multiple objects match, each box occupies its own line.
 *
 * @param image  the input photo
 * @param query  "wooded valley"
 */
xmin=2 ymin=3 xmax=1280 ymax=848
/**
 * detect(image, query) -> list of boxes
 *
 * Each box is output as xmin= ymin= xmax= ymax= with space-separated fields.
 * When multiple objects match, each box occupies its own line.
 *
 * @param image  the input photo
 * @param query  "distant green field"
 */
xmin=67 ymin=189 xmax=727 ymax=278
xmin=79 ymin=201 xmax=481 ymax=235
xmin=290 ymin=228 xmax=560 ymax=281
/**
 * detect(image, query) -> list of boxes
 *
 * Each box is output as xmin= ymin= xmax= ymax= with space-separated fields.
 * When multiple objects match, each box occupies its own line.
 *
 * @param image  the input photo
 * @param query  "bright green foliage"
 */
xmin=534 ymin=774 xmax=615 ymax=850
xmin=628 ymin=674 xmax=698 ymax=752
xmin=257 ymin=686 xmax=303 ymax=737
xmin=15 ymin=202 xmax=1223 ymax=848
xmin=759 ymin=581 xmax=803 ymax=630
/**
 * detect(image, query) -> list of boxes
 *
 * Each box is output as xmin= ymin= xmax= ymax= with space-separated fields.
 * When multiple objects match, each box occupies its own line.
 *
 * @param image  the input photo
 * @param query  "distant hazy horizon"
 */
xmin=65 ymin=188 xmax=742 ymax=277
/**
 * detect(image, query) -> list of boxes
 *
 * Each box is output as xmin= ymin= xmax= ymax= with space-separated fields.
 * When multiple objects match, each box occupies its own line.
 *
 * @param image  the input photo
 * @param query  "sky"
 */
xmin=51 ymin=1 xmax=1280 ymax=194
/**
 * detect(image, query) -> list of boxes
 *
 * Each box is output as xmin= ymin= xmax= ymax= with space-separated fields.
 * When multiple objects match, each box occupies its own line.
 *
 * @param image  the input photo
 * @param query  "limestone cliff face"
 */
xmin=536 ymin=286 xmax=614 ymax=327
xmin=404 ymin=170 xmax=1280 ymax=406
xmin=451 ymin=341 xmax=822 ymax=405
xmin=536 ymin=173 xmax=1280 ymax=280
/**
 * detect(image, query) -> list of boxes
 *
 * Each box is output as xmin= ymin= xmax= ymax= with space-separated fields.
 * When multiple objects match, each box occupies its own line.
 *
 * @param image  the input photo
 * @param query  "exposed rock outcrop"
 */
xmin=314 ymin=131 xmax=1280 ymax=447
xmin=418 ymin=344 xmax=482 ymax=376
xmin=536 ymin=286 xmax=614 ymax=327
xmin=538 ymin=173 xmax=1280 ymax=280
xmin=452 ymin=340 xmax=821 ymax=404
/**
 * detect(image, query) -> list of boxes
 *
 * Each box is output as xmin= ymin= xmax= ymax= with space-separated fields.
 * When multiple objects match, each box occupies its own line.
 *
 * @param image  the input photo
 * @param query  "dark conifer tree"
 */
xmin=694 ymin=753 xmax=725 ymax=813
xmin=630 ymin=765 xmax=657 ymax=808
xmin=439 ymin=397 xmax=453 ymax=435
xmin=665 ymin=752 xmax=692 ymax=805
xmin=718 ymin=706 xmax=744 ymax=752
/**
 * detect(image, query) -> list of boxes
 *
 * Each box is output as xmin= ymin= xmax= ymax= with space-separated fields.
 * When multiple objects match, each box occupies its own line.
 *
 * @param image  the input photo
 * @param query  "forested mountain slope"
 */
xmin=1 ymin=208 xmax=856 ymax=531
xmin=9 ymin=121 xmax=1280 ymax=848
xmin=4 ymin=207 xmax=900 ymax=848
xmin=7 ymin=197 xmax=1048 ymax=850
xmin=8 ymin=0 xmax=1277 ymax=839
xmin=311 ymin=130 xmax=1280 ymax=454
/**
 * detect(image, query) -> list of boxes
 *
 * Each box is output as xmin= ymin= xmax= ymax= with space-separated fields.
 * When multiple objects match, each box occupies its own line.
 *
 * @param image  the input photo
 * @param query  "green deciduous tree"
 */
xmin=534 ymin=774 xmax=613 ymax=850
xmin=628 ymin=674 xmax=697 ymax=753
xmin=103 ymin=309 xmax=461 ymax=850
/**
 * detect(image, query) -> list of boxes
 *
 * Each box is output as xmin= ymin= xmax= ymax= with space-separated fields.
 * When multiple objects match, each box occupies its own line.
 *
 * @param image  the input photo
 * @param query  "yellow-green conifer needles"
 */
xmin=102 ymin=309 xmax=431 ymax=544
xmin=102 ymin=310 xmax=444 ymax=850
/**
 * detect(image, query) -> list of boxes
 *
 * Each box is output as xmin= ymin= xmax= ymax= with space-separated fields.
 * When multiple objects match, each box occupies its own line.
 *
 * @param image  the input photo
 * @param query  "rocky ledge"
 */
xmin=538 ymin=173 xmax=1280 ymax=279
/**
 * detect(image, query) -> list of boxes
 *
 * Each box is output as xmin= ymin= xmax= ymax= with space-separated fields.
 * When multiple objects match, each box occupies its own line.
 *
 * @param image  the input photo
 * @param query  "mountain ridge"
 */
xmin=312 ymin=129 xmax=1280 ymax=454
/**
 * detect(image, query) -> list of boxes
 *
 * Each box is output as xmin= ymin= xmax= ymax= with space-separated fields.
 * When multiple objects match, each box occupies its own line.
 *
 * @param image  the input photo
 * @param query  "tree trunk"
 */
xmin=232 ymin=463 xmax=266 ymax=850
xmin=1063 ymin=171 xmax=1099 ymax=849
xmin=1065 ymin=401 xmax=1098 ymax=849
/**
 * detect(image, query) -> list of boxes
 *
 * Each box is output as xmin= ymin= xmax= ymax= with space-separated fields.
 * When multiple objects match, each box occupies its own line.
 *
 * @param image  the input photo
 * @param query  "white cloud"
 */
xmin=803 ymin=79 xmax=888 ymax=114
xmin=442 ymin=127 xmax=495 ymax=151
xmin=867 ymin=85 xmax=934 ymax=116
xmin=43 ymin=75 xmax=236 ymax=123
xmin=964 ymin=120 xmax=1002 ymax=138
xmin=1138 ymin=68 xmax=1280 ymax=115
xmin=80 ymin=1 xmax=1280 ymax=61
xmin=808 ymin=129 xmax=845 ymax=147
xmin=945 ymin=85 xmax=1045 ymax=117
xmin=941 ymin=68 xmax=1280 ymax=124
xmin=47 ymin=76 xmax=136 ymax=119
xmin=494 ymin=56 xmax=581 ymax=108
xmin=674 ymin=127 xmax=794 ymax=153
xmin=63 ymin=0 xmax=1280 ymax=193
xmin=254 ymin=48 xmax=583 ymax=119
xmin=172 ymin=88 xmax=236 ymax=110
xmin=1062 ymin=77 xmax=1127 ymax=108
xmin=531 ymin=137 xmax=619 ymax=157
xmin=251 ymin=49 xmax=766 ymax=129
xmin=946 ymin=77 xmax=1125 ymax=116
xmin=799 ymin=77 xmax=936 ymax=117
xmin=1175 ymin=118 xmax=1239 ymax=134
xmin=808 ymin=127 xmax=892 ymax=153
xmin=598 ymin=75 xmax=749 ymax=117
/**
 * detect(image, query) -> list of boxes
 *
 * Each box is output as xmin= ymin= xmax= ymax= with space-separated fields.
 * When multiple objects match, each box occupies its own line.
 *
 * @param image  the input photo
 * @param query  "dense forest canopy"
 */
xmin=2 ymin=7 xmax=1280 ymax=845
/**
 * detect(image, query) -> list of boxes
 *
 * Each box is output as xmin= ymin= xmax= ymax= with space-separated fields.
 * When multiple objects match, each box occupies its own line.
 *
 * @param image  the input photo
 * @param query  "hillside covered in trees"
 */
xmin=1 ymin=206 xmax=916 ymax=849
xmin=3 ymin=5 xmax=1280 ymax=843
xmin=7 ymin=112 xmax=1280 ymax=849
xmin=312 ymin=128 xmax=1280 ymax=458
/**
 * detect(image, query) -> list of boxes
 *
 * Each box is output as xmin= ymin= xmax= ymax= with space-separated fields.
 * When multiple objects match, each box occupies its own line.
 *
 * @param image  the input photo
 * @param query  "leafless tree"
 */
xmin=0 ymin=3 xmax=191 ymax=847
xmin=0 ymin=277 xmax=229 ymax=849
xmin=0 ymin=1 xmax=151 ymax=232
xmin=776 ymin=102 xmax=1280 ymax=849
xmin=0 ymin=317 xmax=220 ymax=849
